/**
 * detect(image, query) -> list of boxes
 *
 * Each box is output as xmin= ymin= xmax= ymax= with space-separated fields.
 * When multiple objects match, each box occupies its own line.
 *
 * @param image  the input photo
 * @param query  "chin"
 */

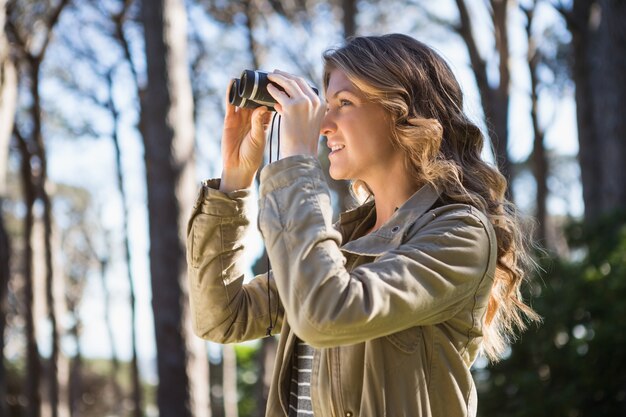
xmin=328 ymin=168 xmax=347 ymax=181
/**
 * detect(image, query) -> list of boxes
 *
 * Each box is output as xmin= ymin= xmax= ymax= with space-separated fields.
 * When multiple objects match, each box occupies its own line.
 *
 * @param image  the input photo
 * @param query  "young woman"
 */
xmin=187 ymin=33 xmax=538 ymax=417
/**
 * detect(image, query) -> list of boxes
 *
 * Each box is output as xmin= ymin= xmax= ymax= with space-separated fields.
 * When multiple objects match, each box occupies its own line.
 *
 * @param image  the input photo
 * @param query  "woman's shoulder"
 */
xmin=395 ymin=200 xmax=498 ymax=285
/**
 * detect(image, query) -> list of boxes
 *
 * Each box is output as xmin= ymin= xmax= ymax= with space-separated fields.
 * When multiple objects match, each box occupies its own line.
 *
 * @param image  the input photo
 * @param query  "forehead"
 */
xmin=326 ymin=69 xmax=360 ymax=96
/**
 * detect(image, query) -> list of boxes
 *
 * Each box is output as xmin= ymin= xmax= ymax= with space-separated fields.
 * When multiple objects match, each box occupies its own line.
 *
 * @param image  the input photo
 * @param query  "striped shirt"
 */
xmin=288 ymin=338 xmax=315 ymax=416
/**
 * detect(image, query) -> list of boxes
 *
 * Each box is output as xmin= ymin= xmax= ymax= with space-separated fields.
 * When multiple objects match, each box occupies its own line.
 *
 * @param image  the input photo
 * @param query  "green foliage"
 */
xmin=236 ymin=343 xmax=261 ymax=417
xmin=477 ymin=212 xmax=626 ymax=416
xmin=4 ymin=359 xmax=26 ymax=416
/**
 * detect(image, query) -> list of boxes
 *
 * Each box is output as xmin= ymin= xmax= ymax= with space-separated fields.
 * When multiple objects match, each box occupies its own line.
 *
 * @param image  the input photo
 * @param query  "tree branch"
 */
xmin=108 ymin=0 xmax=141 ymax=92
xmin=454 ymin=0 xmax=490 ymax=105
xmin=406 ymin=0 xmax=457 ymax=31
xmin=3 ymin=8 xmax=27 ymax=57
xmin=36 ymin=0 xmax=71 ymax=61
xmin=491 ymin=0 xmax=510 ymax=97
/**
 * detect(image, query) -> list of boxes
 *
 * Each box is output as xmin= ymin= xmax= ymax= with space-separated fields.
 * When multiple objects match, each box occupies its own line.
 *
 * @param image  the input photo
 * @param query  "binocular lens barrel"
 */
xmin=229 ymin=69 xmax=318 ymax=111
xmin=228 ymin=78 xmax=262 ymax=109
xmin=239 ymin=70 xmax=277 ymax=107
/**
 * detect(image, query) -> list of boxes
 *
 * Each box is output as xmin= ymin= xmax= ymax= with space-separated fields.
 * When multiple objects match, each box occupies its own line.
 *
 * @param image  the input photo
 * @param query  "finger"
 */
xmin=250 ymin=106 xmax=270 ymax=127
xmin=225 ymin=80 xmax=237 ymax=117
xmin=274 ymin=70 xmax=312 ymax=91
xmin=250 ymin=106 xmax=270 ymax=145
xmin=267 ymin=72 xmax=304 ymax=99
xmin=273 ymin=70 xmax=307 ymax=87
xmin=292 ymin=77 xmax=319 ymax=103
xmin=236 ymin=105 xmax=253 ymax=118
xmin=273 ymin=70 xmax=318 ymax=104
xmin=251 ymin=106 xmax=268 ymax=121
xmin=273 ymin=69 xmax=298 ymax=80
xmin=266 ymin=83 xmax=288 ymax=113
xmin=260 ymin=111 xmax=272 ymax=129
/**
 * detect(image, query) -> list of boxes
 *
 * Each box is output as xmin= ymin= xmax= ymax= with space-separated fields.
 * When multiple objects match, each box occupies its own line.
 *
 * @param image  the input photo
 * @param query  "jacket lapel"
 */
xmin=339 ymin=183 xmax=440 ymax=257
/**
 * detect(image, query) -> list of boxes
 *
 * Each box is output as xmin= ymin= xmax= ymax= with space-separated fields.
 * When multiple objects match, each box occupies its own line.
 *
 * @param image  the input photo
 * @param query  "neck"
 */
xmin=365 ymin=167 xmax=419 ymax=233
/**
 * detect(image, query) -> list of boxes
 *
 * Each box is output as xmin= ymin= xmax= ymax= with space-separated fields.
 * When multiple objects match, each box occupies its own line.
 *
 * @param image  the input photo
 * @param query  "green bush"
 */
xmin=477 ymin=213 xmax=626 ymax=416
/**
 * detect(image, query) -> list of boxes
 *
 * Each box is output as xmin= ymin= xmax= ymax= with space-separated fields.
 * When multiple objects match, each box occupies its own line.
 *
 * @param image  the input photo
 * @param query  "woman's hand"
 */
xmin=266 ymin=70 xmax=326 ymax=158
xmin=220 ymin=81 xmax=271 ymax=193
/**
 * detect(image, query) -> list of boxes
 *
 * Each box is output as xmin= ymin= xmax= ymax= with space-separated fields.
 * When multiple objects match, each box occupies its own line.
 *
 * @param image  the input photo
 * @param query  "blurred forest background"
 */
xmin=1 ymin=0 xmax=625 ymax=416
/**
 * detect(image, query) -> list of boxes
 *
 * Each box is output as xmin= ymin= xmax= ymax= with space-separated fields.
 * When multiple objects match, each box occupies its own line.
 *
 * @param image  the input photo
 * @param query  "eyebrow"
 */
xmin=325 ymin=88 xmax=356 ymax=101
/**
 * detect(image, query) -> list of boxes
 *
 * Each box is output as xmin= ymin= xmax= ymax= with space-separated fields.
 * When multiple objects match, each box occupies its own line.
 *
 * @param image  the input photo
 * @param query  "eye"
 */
xmin=339 ymin=99 xmax=352 ymax=107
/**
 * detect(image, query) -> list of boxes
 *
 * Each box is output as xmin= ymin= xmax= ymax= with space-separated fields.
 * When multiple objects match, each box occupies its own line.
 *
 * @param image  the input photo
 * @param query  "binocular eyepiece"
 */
xmin=229 ymin=69 xmax=319 ymax=111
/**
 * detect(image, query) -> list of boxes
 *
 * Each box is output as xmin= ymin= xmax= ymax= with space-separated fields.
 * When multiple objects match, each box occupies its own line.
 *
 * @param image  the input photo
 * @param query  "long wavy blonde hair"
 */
xmin=323 ymin=34 xmax=539 ymax=362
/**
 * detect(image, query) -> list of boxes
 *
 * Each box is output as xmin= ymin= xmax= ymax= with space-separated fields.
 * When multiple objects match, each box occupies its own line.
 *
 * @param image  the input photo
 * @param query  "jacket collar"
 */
xmin=339 ymin=183 xmax=440 ymax=257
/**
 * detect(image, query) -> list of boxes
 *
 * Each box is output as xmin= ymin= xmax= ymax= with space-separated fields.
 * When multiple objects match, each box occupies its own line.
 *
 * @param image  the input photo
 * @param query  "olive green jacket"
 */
xmin=186 ymin=155 xmax=497 ymax=417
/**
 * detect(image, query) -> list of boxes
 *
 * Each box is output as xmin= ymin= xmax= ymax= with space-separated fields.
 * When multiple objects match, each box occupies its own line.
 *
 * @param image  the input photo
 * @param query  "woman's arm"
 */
xmin=187 ymin=179 xmax=283 ymax=343
xmin=259 ymin=156 xmax=495 ymax=348
xmin=186 ymin=79 xmax=281 ymax=343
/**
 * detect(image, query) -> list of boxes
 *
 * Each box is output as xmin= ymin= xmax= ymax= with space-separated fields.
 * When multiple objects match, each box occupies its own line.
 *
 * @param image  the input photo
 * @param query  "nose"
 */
xmin=320 ymin=109 xmax=336 ymax=136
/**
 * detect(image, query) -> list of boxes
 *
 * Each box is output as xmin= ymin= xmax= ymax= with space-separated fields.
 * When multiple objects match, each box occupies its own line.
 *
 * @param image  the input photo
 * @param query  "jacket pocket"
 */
xmin=189 ymin=222 xmax=200 ymax=270
xmin=188 ymin=214 xmax=218 ymax=271
xmin=186 ymin=217 xmax=197 ymax=269
xmin=385 ymin=326 xmax=422 ymax=354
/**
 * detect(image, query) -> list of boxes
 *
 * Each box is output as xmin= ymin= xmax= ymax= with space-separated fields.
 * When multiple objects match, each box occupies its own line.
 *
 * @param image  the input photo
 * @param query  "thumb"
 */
xmin=250 ymin=106 xmax=270 ymax=147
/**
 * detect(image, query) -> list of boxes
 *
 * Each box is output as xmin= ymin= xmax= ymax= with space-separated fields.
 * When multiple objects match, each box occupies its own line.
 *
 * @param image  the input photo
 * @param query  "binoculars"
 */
xmin=229 ymin=69 xmax=319 ymax=111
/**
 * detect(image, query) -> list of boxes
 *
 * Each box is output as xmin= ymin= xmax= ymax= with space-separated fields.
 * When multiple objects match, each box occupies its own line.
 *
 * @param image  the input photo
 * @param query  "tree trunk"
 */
xmin=530 ymin=93 xmax=548 ymax=244
xmin=97 ymin=258 xmax=123 ymax=415
xmin=108 ymin=75 xmax=143 ymax=417
xmin=0 ymin=1 xmax=17 ymax=413
xmin=222 ymin=345 xmax=238 ymax=417
xmin=243 ymin=0 xmax=260 ymax=70
xmin=0 ymin=0 xmax=16 ymax=199
xmin=14 ymin=3 xmax=70 ymax=410
xmin=209 ymin=358 xmax=225 ymax=417
xmin=68 ymin=321 xmax=82 ymax=417
xmin=523 ymin=4 xmax=549 ymax=245
xmin=569 ymin=0 xmax=626 ymax=222
xmin=107 ymin=7 xmax=146 ymax=414
xmin=491 ymin=0 xmax=511 ymax=180
xmin=570 ymin=2 xmax=599 ymax=222
xmin=454 ymin=0 xmax=512 ymax=184
xmin=140 ymin=0 xmax=205 ymax=416
xmin=65 ymin=228 xmax=87 ymax=417
xmin=0 ymin=205 xmax=9 ymax=417
xmin=253 ymin=337 xmax=277 ymax=417
xmin=52 ymin=231 xmax=69 ymax=417
xmin=16 ymin=131 xmax=41 ymax=417
xmin=26 ymin=54 xmax=60 ymax=417
xmin=342 ymin=0 xmax=357 ymax=38
xmin=0 ymin=201 xmax=9 ymax=417
xmin=5 ymin=2 xmax=67 ymax=416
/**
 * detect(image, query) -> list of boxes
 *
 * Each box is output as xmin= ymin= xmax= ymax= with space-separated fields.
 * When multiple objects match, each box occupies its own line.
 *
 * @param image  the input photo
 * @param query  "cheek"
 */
xmin=366 ymin=124 xmax=395 ymax=154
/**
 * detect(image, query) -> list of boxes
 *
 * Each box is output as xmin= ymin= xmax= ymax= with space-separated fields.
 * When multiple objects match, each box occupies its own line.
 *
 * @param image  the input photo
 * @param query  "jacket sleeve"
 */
xmin=258 ymin=156 xmax=494 ymax=348
xmin=186 ymin=179 xmax=283 ymax=343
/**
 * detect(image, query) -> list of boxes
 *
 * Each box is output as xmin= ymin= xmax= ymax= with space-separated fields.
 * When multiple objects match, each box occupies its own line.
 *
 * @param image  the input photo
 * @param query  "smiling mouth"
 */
xmin=329 ymin=145 xmax=345 ymax=155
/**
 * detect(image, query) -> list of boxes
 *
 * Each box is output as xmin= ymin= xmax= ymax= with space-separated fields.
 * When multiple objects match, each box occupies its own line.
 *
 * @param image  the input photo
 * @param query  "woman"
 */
xmin=187 ymin=33 xmax=538 ymax=417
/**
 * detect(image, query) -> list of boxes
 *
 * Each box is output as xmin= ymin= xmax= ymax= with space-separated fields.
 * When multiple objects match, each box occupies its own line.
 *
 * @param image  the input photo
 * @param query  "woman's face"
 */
xmin=321 ymin=69 xmax=404 ymax=184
